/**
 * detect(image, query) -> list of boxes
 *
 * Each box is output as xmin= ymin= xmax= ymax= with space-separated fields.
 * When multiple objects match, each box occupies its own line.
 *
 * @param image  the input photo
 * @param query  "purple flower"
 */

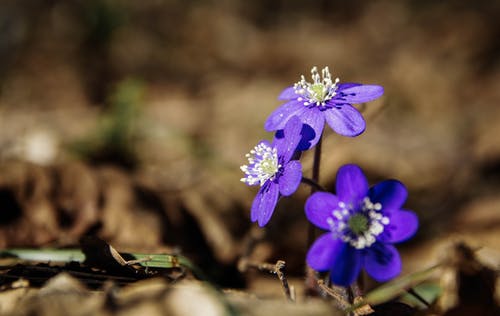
xmin=241 ymin=116 xmax=303 ymax=227
xmin=265 ymin=66 xmax=384 ymax=147
xmin=305 ymin=164 xmax=418 ymax=286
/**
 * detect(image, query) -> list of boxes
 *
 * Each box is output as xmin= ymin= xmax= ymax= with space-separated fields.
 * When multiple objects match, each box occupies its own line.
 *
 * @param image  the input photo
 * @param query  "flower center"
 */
xmin=327 ymin=197 xmax=390 ymax=249
xmin=240 ymin=142 xmax=281 ymax=186
xmin=348 ymin=214 xmax=369 ymax=235
xmin=294 ymin=66 xmax=340 ymax=106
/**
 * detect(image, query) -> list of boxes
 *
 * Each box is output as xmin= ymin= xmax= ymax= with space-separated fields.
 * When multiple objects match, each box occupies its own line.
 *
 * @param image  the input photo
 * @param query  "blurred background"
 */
xmin=0 ymin=0 xmax=499 ymax=288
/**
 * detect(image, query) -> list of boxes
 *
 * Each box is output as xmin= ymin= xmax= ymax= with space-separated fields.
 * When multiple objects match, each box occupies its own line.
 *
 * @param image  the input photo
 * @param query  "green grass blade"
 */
xmin=349 ymin=263 xmax=441 ymax=311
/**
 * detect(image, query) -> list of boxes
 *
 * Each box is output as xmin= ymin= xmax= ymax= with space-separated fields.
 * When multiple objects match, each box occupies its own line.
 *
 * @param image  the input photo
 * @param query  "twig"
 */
xmin=317 ymin=279 xmax=351 ymax=310
xmin=240 ymin=259 xmax=294 ymax=302
xmin=275 ymin=260 xmax=293 ymax=302
xmin=318 ymin=280 xmax=373 ymax=315
xmin=349 ymin=283 xmax=374 ymax=316
xmin=351 ymin=297 xmax=374 ymax=316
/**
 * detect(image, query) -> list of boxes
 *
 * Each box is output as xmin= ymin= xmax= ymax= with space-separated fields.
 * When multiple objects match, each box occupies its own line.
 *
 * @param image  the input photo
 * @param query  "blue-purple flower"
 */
xmin=265 ymin=66 xmax=384 ymax=147
xmin=241 ymin=116 xmax=303 ymax=227
xmin=305 ymin=164 xmax=418 ymax=286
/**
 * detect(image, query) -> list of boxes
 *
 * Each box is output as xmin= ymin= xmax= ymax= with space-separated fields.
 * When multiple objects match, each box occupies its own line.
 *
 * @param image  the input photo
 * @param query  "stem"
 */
xmin=305 ymin=136 xmax=323 ymax=296
xmin=311 ymin=136 xmax=322 ymax=188
xmin=301 ymin=177 xmax=327 ymax=192
xmin=308 ymin=136 xmax=322 ymax=247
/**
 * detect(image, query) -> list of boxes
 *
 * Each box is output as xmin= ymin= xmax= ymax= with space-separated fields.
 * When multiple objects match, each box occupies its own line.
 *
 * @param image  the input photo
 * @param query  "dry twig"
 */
xmin=239 ymin=259 xmax=295 ymax=302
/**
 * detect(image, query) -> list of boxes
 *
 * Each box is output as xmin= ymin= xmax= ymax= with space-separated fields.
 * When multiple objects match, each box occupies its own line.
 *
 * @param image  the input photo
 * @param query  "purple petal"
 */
xmin=274 ymin=116 xmax=303 ymax=162
xmin=250 ymin=182 xmax=280 ymax=227
xmin=368 ymin=180 xmax=408 ymax=213
xmin=323 ymin=104 xmax=366 ymax=137
xmin=336 ymin=83 xmax=362 ymax=91
xmin=338 ymin=85 xmax=384 ymax=104
xmin=299 ymin=108 xmax=325 ymax=147
xmin=305 ymin=192 xmax=340 ymax=230
xmin=306 ymin=233 xmax=343 ymax=271
xmin=297 ymin=123 xmax=316 ymax=151
xmin=274 ymin=122 xmax=316 ymax=152
xmin=363 ymin=243 xmax=401 ymax=282
xmin=330 ymin=244 xmax=362 ymax=286
xmin=278 ymin=86 xmax=298 ymax=100
xmin=279 ymin=160 xmax=302 ymax=196
xmin=379 ymin=210 xmax=418 ymax=243
xmin=335 ymin=164 xmax=369 ymax=204
xmin=264 ymin=101 xmax=305 ymax=131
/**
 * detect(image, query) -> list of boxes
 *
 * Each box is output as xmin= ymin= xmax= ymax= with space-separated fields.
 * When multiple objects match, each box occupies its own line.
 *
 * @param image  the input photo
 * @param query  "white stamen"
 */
xmin=294 ymin=66 xmax=340 ymax=107
xmin=240 ymin=143 xmax=281 ymax=186
xmin=327 ymin=196 xmax=391 ymax=249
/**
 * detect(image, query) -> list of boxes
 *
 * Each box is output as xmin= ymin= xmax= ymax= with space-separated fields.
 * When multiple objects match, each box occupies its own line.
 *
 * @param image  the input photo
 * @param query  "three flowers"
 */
xmin=240 ymin=66 xmax=418 ymax=286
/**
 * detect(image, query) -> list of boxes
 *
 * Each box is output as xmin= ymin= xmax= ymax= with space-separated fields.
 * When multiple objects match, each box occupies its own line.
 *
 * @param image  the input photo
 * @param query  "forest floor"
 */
xmin=0 ymin=1 xmax=499 ymax=315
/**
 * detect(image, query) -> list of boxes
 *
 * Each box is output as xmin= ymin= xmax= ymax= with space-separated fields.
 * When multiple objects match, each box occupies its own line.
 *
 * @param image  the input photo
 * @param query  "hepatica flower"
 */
xmin=241 ymin=116 xmax=303 ymax=227
xmin=306 ymin=164 xmax=418 ymax=286
xmin=265 ymin=66 xmax=384 ymax=147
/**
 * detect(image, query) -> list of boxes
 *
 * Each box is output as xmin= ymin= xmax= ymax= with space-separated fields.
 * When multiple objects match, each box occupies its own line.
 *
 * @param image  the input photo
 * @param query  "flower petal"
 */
xmin=306 ymin=233 xmax=343 ymax=271
xmin=299 ymin=108 xmax=325 ymax=147
xmin=274 ymin=122 xmax=316 ymax=153
xmin=335 ymin=164 xmax=369 ymax=204
xmin=274 ymin=116 xmax=303 ymax=162
xmin=330 ymin=244 xmax=362 ymax=286
xmin=338 ymin=85 xmax=384 ymax=104
xmin=297 ymin=123 xmax=316 ymax=151
xmin=336 ymin=83 xmax=362 ymax=91
xmin=250 ymin=182 xmax=280 ymax=227
xmin=264 ymin=101 xmax=305 ymax=131
xmin=323 ymin=104 xmax=366 ymax=137
xmin=368 ymin=180 xmax=408 ymax=213
xmin=379 ymin=210 xmax=418 ymax=243
xmin=363 ymin=243 xmax=402 ymax=282
xmin=305 ymin=192 xmax=340 ymax=230
xmin=278 ymin=86 xmax=298 ymax=100
xmin=279 ymin=160 xmax=302 ymax=196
